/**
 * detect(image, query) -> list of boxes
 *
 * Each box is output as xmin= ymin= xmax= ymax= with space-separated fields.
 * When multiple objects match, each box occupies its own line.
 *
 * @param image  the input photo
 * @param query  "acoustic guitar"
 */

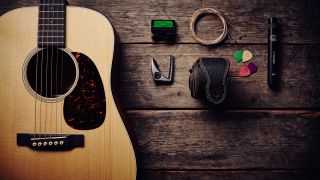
xmin=0 ymin=0 xmax=137 ymax=179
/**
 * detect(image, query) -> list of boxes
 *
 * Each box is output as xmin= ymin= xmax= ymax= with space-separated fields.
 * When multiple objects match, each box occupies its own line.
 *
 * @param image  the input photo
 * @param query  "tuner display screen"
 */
xmin=152 ymin=20 xmax=175 ymax=29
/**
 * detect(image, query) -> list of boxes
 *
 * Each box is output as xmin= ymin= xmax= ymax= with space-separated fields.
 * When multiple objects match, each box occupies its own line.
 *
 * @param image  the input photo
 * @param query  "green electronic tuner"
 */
xmin=151 ymin=20 xmax=177 ymax=41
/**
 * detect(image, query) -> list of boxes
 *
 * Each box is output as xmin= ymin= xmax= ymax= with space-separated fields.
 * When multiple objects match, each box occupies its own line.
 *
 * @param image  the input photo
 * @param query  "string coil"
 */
xmin=190 ymin=8 xmax=228 ymax=45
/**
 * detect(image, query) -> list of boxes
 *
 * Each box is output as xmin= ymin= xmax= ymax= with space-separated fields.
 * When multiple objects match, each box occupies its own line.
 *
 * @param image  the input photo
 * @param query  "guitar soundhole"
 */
xmin=24 ymin=48 xmax=78 ymax=101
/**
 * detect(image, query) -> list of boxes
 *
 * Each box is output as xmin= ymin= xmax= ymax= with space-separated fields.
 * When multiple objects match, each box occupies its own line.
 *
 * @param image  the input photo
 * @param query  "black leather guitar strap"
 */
xmin=189 ymin=58 xmax=230 ymax=104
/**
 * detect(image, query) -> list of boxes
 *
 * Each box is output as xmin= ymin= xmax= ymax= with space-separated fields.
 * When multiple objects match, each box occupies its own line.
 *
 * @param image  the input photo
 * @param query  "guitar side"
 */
xmin=0 ymin=6 xmax=137 ymax=180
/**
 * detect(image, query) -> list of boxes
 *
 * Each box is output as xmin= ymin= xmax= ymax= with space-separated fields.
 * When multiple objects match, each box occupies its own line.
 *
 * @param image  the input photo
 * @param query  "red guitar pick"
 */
xmin=239 ymin=66 xmax=251 ymax=77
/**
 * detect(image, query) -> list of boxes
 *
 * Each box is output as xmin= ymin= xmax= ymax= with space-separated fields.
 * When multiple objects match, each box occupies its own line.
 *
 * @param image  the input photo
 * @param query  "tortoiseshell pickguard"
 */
xmin=64 ymin=52 xmax=106 ymax=130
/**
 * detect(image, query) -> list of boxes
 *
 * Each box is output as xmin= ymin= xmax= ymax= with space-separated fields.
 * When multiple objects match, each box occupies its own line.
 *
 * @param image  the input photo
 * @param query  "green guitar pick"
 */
xmin=234 ymin=50 xmax=243 ymax=63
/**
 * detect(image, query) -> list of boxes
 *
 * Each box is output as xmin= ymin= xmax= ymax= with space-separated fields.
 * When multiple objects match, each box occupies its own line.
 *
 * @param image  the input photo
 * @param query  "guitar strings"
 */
xmin=49 ymin=0 xmax=55 ymax=141
xmin=44 ymin=0 xmax=50 ymax=142
xmin=55 ymin=0 xmax=59 ymax=135
xmin=39 ymin=0 xmax=45 ymax=144
xmin=54 ymin=0 xmax=60 ymax=137
xmin=60 ymin=46 xmax=64 ymax=136
xmin=34 ymin=2 xmax=41 ymax=145
xmin=60 ymin=0 xmax=64 ymax=136
xmin=49 ymin=0 xmax=52 ymax=141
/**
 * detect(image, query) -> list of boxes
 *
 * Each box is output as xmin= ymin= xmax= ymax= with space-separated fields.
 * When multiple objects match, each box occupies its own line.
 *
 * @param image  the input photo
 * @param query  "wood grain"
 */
xmin=1 ymin=0 xmax=320 ymax=44
xmin=128 ymin=110 xmax=320 ymax=169
xmin=143 ymin=170 xmax=320 ymax=180
xmin=119 ymin=44 xmax=320 ymax=109
xmin=1 ymin=1 xmax=320 ymax=179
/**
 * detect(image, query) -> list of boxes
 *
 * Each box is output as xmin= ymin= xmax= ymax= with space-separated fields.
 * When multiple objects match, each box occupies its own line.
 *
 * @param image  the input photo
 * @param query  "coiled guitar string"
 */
xmin=190 ymin=8 xmax=246 ymax=45
xmin=190 ymin=8 xmax=228 ymax=45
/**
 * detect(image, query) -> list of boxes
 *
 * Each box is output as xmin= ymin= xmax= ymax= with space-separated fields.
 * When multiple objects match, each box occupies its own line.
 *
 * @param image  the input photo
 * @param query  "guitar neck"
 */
xmin=38 ymin=0 xmax=66 ymax=48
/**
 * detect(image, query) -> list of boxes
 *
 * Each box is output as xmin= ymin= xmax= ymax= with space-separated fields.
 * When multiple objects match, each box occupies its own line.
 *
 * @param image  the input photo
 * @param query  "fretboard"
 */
xmin=38 ymin=0 xmax=66 ymax=48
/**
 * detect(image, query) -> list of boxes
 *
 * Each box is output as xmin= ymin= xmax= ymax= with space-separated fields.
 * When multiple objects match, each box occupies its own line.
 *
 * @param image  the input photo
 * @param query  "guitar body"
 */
xmin=0 ymin=6 xmax=136 ymax=180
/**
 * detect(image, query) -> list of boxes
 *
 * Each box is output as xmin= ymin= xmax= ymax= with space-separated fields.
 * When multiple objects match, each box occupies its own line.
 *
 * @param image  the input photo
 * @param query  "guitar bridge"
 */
xmin=17 ymin=133 xmax=84 ymax=151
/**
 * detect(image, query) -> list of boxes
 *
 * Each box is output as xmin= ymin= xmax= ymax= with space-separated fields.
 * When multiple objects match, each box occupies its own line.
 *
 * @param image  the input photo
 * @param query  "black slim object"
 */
xmin=268 ymin=17 xmax=278 ymax=87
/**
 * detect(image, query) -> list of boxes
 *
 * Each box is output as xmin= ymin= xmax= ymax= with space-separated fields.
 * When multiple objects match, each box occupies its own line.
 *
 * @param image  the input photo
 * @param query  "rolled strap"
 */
xmin=189 ymin=58 xmax=230 ymax=104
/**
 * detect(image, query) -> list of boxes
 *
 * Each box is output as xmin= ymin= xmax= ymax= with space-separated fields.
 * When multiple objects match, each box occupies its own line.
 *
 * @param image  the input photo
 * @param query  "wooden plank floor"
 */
xmin=1 ymin=0 xmax=320 ymax=179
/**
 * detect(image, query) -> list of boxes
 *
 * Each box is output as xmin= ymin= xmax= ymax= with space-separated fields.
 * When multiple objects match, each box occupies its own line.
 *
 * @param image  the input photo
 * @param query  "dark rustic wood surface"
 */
xmin=128 ymin=110 xmax=320 ymax=169
xmin=1 ymin=0 xmax=320 ymax=179
xmin=144 ymin=170 xmax=320 ymax=180
xmin=120 ymin=44 xmax=320 ymax=109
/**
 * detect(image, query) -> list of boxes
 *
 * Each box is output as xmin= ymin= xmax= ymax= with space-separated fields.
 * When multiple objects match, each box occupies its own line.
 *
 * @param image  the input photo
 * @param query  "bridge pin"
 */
xmin=49 ymin=141 xmax=53 ymax=146
xmin=59 ymin=141 xmax=64 ymax=145
xmin=32 ymin=142 xmax=37 ymax=147
xmin=54 ymin=141 xmax=58 ymax=145
xmin=37 ymin=142 xmax=42 ymax=146
xmin=43 ymin=142 xmax=48 ymax=146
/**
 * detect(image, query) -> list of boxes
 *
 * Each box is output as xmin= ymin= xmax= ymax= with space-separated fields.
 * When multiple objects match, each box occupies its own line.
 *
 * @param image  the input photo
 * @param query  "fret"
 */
xmin=39 ymin=24 xmax=64 ymax=26
xmin=38 ymin=32 xmax=65 ymax=38
xmin=39 ymin=30 xmax=64 ymax=33
xmin=39 ymin=19 xmax=64 ymax=24
xmin=38 ymin=42 xmax=64 ymax=44
xmin=39 ymin=31 xmax=64 ymax=33
xmin=38 ymin=35 xmax=64 ymax=38
xmin=39 ymin=13 xmax=65 ymax=18
xmin=39 ymin=25 xmax=64 ymax=31
xmin=40 ymin=11 xmax=64 ymax=12
xmin=38 ymin=37 xmax=64 ymax=41
xmin=39 ymin=6 xmax=64 ymax=11
xmin=39 ymin=36 xmax=64 ymax=37
xmin=39 ymin=30 xmax=64 ymax=32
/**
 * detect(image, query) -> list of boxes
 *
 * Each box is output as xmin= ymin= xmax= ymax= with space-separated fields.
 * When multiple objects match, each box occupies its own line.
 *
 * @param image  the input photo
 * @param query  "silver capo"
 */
xmin=151 ymin=55 xmax=174 ymax=83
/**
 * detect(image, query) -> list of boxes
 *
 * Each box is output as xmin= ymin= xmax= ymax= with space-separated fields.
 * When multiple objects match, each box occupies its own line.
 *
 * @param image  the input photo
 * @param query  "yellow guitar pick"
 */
xmin=242 ymin=50 xmax=253 ymax=62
